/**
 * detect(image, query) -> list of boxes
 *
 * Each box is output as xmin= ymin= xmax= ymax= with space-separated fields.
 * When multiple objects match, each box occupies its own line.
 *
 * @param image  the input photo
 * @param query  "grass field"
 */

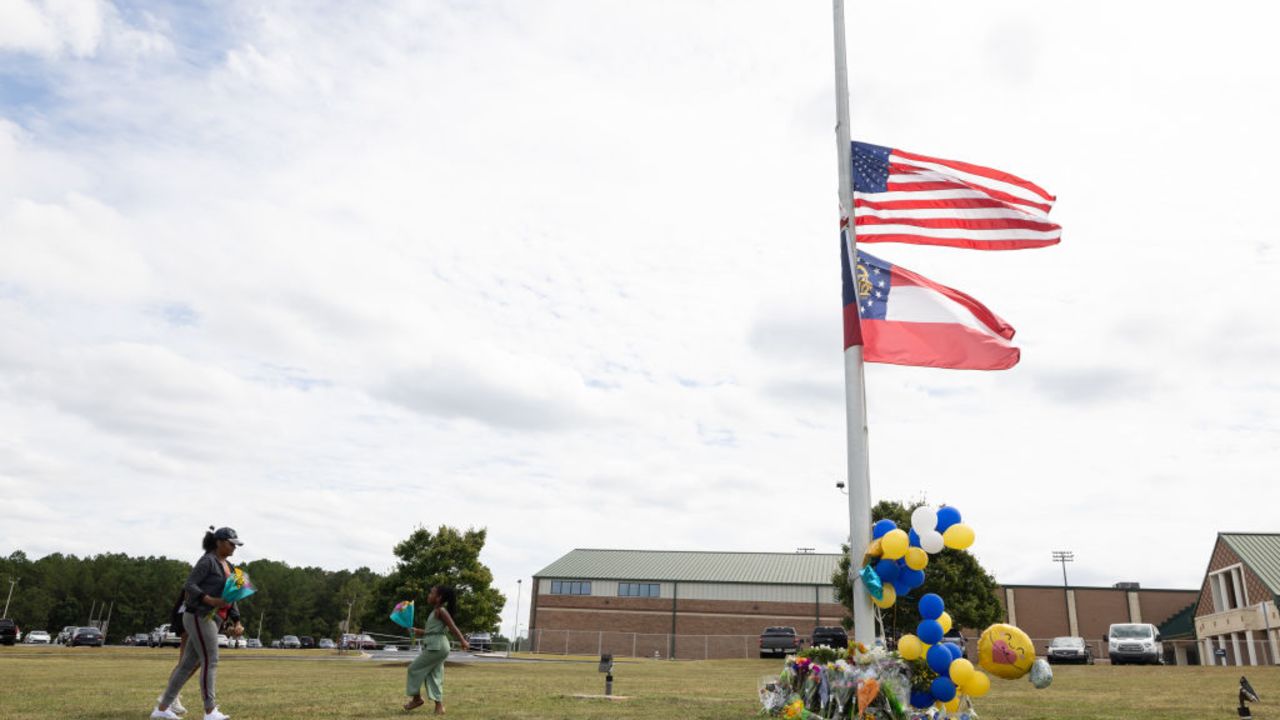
xmin=2 ymin=646 xmax=1278 ymax=719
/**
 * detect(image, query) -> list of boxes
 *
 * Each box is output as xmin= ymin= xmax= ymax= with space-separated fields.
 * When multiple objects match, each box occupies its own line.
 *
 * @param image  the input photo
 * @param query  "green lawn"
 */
xmin=1 ymin=646 xmax=1276 ymax=719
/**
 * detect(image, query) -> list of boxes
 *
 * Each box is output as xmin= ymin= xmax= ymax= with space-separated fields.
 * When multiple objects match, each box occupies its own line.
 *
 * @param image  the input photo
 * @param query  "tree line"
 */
xmin=0 ymin=525 xmax=505 ymax=644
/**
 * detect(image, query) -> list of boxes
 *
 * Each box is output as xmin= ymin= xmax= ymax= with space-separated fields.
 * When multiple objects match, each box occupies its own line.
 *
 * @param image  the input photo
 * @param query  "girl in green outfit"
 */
xmin=404 ymin=586 xmax=469 ymax=714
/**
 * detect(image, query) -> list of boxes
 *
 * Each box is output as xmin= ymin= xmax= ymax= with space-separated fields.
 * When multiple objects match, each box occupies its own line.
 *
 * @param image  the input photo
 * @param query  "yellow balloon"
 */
xmin=977 ymin=623 xmax=1036 ymax=680
xmin=943 ymin=523 xmax=975 ymax=550
xmin=949 ymin=658 xmax=975 ymax=686
xmin=871 ymin=583 xmax=897 ymax=608
xmin=904 ymin=547 xmax=928 ymax=570
xmin=881 ymin=529 xmax=910 ymax=560
xmin=938 ymin=611 xmax=953 ymax=634
xmin=897 ymin=634 xmax=923 ymax=661
xmin=943 ymin=698 xmax=961 ymax=713
xmin=963 ymin=671 xmax=991 ymax=698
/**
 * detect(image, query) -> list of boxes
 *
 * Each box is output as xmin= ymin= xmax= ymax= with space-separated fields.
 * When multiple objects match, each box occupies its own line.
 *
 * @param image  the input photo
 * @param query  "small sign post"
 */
xmin=598 ymin=653 xmax=614 ymax=696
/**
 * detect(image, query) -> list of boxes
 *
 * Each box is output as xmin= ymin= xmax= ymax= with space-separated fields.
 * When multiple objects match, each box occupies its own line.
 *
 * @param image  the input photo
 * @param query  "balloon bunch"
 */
xmin=858 ymin=504 xmax=975 ymax=609
xmin=896 ymin=593 xmax=991 ymax=713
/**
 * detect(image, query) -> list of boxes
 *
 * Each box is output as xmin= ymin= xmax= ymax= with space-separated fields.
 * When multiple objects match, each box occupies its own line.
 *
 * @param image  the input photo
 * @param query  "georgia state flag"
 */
xmin=842 ymin=234 xmax=1019 ymax=370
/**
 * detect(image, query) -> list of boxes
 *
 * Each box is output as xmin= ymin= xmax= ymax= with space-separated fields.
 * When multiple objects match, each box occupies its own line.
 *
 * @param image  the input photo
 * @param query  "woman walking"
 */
xmin=152 ymin=527 xmax=246 ymax=720
xmin=403 ymin=585 xmax=469 ymax=714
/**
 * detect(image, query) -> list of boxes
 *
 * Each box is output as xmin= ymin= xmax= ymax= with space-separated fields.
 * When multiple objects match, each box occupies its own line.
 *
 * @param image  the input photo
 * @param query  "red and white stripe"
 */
xmin=853 ymin=261 xmax=1020 ymax=370
xmin=855 ymin=148 xmax=1061 ymax=250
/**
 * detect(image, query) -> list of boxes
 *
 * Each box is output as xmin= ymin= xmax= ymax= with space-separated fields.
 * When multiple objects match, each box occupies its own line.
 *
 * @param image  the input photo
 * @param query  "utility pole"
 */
xmin=257 ymin=611 xmax=265 ymax=641
xmin=513 ymin=579 xmax=522 ymax=654
xmin=1052 ymin=550 xmax=1075 ymax=634
xmin=102 ymin=600 xmax=114 ymax=639
xmin=88 ymin=600 xmax=97 ymax=625
xmin=2 ymin=578 xmax=17 ymax=617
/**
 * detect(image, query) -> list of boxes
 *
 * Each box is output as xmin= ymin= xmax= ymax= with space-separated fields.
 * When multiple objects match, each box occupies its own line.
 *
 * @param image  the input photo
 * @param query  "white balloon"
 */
xmin=911 ymin=506 xmax=938 ymax=535
xmin=921 ymin=530 xmax=945 ymax=554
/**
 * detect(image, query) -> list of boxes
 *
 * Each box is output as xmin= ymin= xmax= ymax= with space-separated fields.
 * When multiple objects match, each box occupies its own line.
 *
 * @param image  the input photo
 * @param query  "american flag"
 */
xmin=849 ymin=141 xmax=1061 ymax=250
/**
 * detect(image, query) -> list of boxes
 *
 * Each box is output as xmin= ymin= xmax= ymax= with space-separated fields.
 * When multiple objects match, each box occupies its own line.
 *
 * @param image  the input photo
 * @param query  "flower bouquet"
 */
xmin=211 ymin=567 xmax=255 ymax=622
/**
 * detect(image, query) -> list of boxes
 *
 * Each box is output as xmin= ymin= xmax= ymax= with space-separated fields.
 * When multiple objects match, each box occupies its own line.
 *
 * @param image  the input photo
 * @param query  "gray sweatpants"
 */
xmin=161 ymin=611 xmax=221 ymax=712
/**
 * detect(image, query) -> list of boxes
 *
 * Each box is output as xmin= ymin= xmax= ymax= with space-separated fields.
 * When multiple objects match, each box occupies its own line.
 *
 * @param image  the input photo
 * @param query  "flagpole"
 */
xmin=833 ymin=0 xmax=875 ymax=647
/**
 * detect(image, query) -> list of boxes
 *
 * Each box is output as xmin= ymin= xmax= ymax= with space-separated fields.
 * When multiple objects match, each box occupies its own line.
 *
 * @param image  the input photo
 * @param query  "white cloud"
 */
xmin=2 ymin=0 xmax=1280 ymax=638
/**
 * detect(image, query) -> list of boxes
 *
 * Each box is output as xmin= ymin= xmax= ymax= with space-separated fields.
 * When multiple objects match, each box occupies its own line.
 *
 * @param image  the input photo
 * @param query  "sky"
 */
xmin=2 ymin=0 xmax=1279 ymax=636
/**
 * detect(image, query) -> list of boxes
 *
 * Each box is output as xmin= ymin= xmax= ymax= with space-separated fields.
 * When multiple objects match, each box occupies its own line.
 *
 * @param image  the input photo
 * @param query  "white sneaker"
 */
xmin=203 ymin=708 xmax=230 ymax=720
xmin=151 ymin=709 xmax=181 ymax=720
xmin=156 ymin=695 xmax=186 ymax=716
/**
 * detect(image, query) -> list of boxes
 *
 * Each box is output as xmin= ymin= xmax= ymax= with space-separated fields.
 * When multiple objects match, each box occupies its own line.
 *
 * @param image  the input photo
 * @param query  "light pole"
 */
xmin=1052 ymin=550 xmax=1075 ymax=634
xmin=513 ymin=579 xmax=522 ymax=653
xmin=2 ymin=578 xmax=17 ymax=617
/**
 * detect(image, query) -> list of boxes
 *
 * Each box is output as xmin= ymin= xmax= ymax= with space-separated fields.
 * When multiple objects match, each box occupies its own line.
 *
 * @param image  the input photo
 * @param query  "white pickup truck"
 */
xmin=151 ymin=623 xmax=181 ymax=648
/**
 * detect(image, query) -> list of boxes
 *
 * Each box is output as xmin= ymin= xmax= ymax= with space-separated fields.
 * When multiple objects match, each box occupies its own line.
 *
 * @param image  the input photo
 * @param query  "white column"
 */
xmin=1202 ymin=637 xmax=1214 ymax=666
xmin=1174 ymin=643 xmax=1188 ymax=666
xmin=1005 ymin=588 xmax=1018 ymax=626
xmin=1232 ymin=632 xmax=1243 ymax=666
xmin=1246 ymin=630 xmax=1259 ymax=665
xmin=1126 ymin=591 xmax=1142 ymax=622
xmin=1231 ymin=569 xmax=1247 ymax=607
xmin=1269 ymin=628 xmax=1280 ymax=665
xmin=1066 ymin=590 xmax=1079 ymax=637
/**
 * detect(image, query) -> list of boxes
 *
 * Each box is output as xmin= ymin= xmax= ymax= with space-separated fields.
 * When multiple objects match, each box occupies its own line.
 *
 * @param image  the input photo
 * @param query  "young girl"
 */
xmin=403 ymin=585 xmax=469 ymax=714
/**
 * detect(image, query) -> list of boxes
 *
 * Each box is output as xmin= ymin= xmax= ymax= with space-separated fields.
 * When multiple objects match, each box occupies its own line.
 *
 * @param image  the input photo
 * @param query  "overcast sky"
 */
xmin=3 ymin=0 xmax=1278 ymax=635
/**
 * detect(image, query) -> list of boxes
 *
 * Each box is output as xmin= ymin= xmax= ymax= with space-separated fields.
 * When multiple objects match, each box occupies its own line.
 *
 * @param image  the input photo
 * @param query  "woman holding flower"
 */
xmin=403 ymin=585 xmax=469 ymax=714
xmin=152 ymin=527 xmax=246 ymax=720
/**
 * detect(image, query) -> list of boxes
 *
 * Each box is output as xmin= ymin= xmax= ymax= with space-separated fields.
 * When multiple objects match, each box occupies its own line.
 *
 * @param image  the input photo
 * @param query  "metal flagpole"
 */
xmin=833 ymin=0 xmax=875 ymax=646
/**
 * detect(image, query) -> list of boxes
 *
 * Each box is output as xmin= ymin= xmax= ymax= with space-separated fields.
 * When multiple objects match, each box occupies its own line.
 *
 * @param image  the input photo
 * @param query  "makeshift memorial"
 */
xmin=760 ymin=505 xmax=1049 ymax=719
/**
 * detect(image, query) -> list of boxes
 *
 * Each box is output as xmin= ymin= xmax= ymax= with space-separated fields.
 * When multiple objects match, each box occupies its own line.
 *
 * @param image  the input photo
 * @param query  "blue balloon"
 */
xmin=909 ymin=690 xmax=934 ymax=709
xmin=872 ymin=519 xmax=898 ymax=539
xmin=917 ymin=619 xmax=943 ymax=645
xmin=935 ymin=506 xmax=962 ymax=533
xmin=930 ymin=676 xmax=957 ymax=703
xmin=946 ymin=642 xmax=963 ymax=660
xmin=918 ymin=593 xmax=945 ymax=620
xmin=892 ymin=577 xmax=913 ymax=596
xmin=899 ymin=568 xmax=925 ymax=589
xmin=926 ymin=643 xmax=954 ymax=674
xmin=875 ymin=559 xmax=900 ymax=582
xmin=908 ymin=529 xmax=921 ymax=547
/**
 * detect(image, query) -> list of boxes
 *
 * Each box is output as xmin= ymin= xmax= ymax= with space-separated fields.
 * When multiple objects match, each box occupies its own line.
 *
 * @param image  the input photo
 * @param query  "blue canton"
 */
xmin=851 ymin=141 xmax=891 ymax=193
xmin=853 ymin=250 xmax=892 ymax=320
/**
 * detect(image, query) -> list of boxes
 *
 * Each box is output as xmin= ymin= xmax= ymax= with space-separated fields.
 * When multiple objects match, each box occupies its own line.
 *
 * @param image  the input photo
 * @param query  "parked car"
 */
xmin=318 ymin=638 xmax=336 ymax=649
xmin=24 ymin=629 xmax=52 ymax=645
xmin=758 ymin=626 xmax=801 ymax=658
xmin=355 ymin=634 xmax=377 ymax=650
xmin=281 ymin=635 xmax=302 ymax=649
xmin=129 ymin=633 xmax=151 ymax=646
xmin=69 ymin=627 xmax=104 ymax=647
xmin=942 ymin=629 xmax=969 ymax=660
xmin=810 ymin=626 xmax=848 ymax=649
xmin=1046 ymin=636 xmax=1093 ymax=664
xmin=270 ymin=639 xmax=282 ymax=649
xmin=384 ymin=644 xmax=399 ymax=652
xmin=467 ymin=632 xmax=492 ymax=652
xmin=299 ymin=636 xmax=315 ymax=649
xmin=57 ymin=626 xmax=77 ymax=645
xmin=246 ymin=638 xmax=263 ymax=649
xmin=1106 ymin=623 xmax=1162 ymax=665
xmin=0 ymin=619 xmax=19 ymax=646
xmin=150 ymin=623 xmax=181 ymax=648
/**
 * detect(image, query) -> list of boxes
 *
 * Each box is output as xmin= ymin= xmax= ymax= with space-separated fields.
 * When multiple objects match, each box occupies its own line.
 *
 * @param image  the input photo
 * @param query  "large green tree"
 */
xmin=833 ymin=500 xmax=1003 ymax=637
xmin=368 ymin=526 xmax=505 ymax=635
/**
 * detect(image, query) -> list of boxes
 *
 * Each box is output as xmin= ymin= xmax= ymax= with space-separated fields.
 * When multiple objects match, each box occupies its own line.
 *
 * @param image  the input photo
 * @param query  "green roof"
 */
xmin=1221 ymin=533 xmax=1280 ymax=595
xmin=534 ymin=549 xmax=842 ymax=585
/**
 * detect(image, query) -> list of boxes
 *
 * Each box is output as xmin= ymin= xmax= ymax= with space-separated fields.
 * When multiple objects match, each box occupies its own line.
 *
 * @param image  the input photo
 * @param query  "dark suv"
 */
xmin=299 ymin=636 xmax=316 ymax=649
xmin=810 ymin=626 xmax=848 ymax=649
xmin=0 ymin=618 xmax=19 ymax=646
xmin=69 ymin=627 xmax=104 ymax=647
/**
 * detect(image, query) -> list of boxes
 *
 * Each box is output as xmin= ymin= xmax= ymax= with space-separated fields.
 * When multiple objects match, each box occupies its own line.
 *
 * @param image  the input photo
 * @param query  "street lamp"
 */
xmin=513 ymin=579 xmax=522 ymax=653
xmin=1052 ymin=550 xmax=1074 ymax=634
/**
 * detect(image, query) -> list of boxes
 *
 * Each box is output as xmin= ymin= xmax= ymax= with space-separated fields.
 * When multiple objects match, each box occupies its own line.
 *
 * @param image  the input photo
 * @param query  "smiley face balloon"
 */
xmin=977 ymin=623 xmax=1037 ymax=680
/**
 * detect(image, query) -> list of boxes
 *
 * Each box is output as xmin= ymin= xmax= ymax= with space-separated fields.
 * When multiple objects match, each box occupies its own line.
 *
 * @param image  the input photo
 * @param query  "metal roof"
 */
xmin=1221 ymin=533 xmax=1280 ymax=595
xmin=533 ymin=549 xmax=842 ymax=585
